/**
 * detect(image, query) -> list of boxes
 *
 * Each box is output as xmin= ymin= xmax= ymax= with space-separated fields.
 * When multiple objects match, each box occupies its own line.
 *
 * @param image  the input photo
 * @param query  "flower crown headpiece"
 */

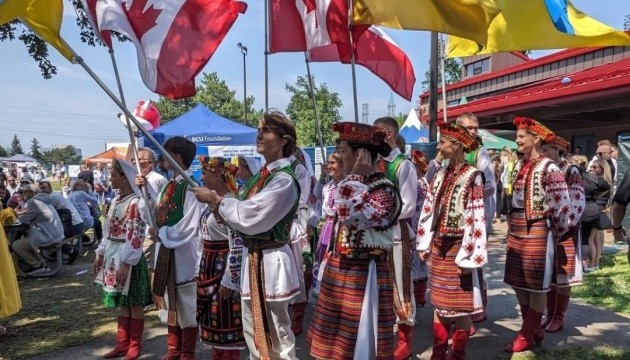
xmin=331 ymin=122 xmax=387 ymax=145
xmin=437 ymin=121 xmax=479 ymax=153
xmin=546 ymin=135 xmax=570 ymax=152
xmin=513 ymin=117 xmax=556 ymax=143
xmin=199 ymin=156 xmax=239 ymax=194
xmin=411 ymin=149 xmax=429 ymax=172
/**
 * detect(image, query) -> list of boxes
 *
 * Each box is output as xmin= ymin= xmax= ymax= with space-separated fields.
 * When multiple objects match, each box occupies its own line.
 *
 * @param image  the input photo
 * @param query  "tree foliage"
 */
xmin=625 ymin=14 xmax=630 ymax=31
xmin=0 ymin=145 xmax=8 ymax=158
xmin=154 ymin=72 xmax=263 ymax=126
xmin=9 ymin=135 xmax=24 ymax=156
xmin=422 ymin=40 xmax=463 ymax=91
xmin=41 ymin=146 xmax=83 ymax=165
xmin=30 ymin=138 xmax=43 ymax=161
xmin=285 ymin=75 xmax=343 ymax=147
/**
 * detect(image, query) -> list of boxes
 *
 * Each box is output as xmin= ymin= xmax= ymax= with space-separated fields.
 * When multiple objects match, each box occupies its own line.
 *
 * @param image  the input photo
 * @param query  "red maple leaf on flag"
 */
xmin=122 ymin=0 xmax=163 ymax=39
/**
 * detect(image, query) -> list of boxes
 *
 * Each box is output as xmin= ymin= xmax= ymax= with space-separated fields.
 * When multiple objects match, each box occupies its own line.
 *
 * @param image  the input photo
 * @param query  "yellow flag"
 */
xmin=352 ymin=0 xmax=501 ymax=45
xmin=0 ymin=0 xmax=74 ymax=61
xmin=448 ymin=0 xmax=630 ymax=58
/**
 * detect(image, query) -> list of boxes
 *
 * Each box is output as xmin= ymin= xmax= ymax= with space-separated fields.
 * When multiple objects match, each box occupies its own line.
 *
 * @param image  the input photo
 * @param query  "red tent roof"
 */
xmin=422 ymin=56 xmax=630 ymax=122
xmin=85 ymin=147 xmax=127 ymax=164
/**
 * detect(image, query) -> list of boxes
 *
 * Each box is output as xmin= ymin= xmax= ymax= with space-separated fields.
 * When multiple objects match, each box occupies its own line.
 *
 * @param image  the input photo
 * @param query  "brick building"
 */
xmin=419 ymin=46 xmax=630 ymax=156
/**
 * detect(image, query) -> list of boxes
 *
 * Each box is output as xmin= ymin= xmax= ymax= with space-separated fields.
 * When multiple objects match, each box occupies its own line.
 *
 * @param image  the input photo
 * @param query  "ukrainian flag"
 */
xmin=0 ymin=0 xmax=74 ymax=61
xmin=448 ymin=0 xmax=630 ymax=58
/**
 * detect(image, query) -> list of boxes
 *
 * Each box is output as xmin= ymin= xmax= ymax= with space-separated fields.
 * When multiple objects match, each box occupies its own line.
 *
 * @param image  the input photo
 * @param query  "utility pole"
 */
xmin=237 ymin=42 xmax=248 ymax=126
xmin=361 ymin=103 xmax=369 ymax=124
xmin=387 ymin=93 xmax=396 ymax=117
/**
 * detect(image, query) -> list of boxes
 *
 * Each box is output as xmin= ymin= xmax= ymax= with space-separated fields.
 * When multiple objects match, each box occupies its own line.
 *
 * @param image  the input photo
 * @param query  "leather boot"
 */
xmin=519 ymin=303 xmax=543 ymax=343
xmin=161 ymin=325 xmax=182 ymax=360
xmin=540 ymin=288 xmax=556 ymax=329
xmin=393 ymin=324 xmax=413 ymax=360
xmin=103 ymin=316 xmax=130 ymax=358
xmin=430 ymin=321 xmax=450 ymax=360
xmin=222 ymin=350 xmax=241 ymax=360
xmin=180 ymin=326 xmax=199 ymax=360
xmin=413 ymin=280 xmax=427 ymax=307
xmin=504 ymin=309 xmax=544 ymax=353
xmin=545 ymin=293 xmax=570 ymax=332
xmin=447 ymin=328 xmax=469 ymax=360
xmin=291 ymin=302 xmax=307 ymax=336
xmin=124 ymin=318 xmax=144 ymax=360
xmin=211 ymin=348 xmax=224 ymax=360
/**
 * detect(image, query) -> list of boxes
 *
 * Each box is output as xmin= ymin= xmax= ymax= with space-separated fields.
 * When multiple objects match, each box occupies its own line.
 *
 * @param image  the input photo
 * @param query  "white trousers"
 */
xmin=242 ymin=299 xmax=296 ymax=360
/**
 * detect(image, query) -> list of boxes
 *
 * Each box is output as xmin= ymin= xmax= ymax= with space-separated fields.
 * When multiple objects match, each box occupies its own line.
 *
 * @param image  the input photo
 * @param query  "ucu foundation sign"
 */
xmin=189 ymin=136 xmax=232 ymax=143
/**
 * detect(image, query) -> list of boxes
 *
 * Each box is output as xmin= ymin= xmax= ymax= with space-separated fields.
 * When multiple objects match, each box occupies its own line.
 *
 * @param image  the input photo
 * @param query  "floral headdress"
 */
xmin=513 ymin=117 xmax=556 ymax=143
xmin=437 ymin=121 xmax=479 ymax=153
xmin=331 ymin=122 xmax=387 ymax=145
xmin=199 ymin=155 xmax=239 ymax=194
xmin=411 ymin=149 xmax=428 ymax=172
xmin=546 ymin=135 xmax=570 ymax=152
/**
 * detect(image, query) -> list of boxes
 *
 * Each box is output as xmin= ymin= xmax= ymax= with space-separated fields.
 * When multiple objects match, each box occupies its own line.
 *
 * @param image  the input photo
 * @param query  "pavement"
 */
xmin=26 ymin=222 xmax=630 ymax=360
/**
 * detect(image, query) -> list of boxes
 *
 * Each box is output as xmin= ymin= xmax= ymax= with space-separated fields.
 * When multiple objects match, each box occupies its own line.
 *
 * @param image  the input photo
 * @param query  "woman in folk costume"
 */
xmin=311 ymin=150 xmax=345 ymax=296
xmin=192 ymin=111 xmax=301 ymax=360
xmin=196 ymin=156 xmax=245 ymax=360
xmin=503 ymin=117 xmax=571 ymax=353
xmin=416 ymin=121 xmax=487 ymax=360
xmin=307 ymin=122 xmax=402 ymax=360
xmin=94 ymin=159 xmax=152 ymax=360
xmin=540 ymin=136 xmax=585 ymax=333
xmin=410 ymin=149 xmax=430 ymax=308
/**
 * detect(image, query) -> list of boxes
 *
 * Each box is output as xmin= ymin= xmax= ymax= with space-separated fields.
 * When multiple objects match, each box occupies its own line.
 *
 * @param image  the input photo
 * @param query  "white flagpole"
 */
xmin=264 ymin=0 xmax=270 ymax=111
xmin=347 ymin=0 xmax=359 ymax=123
xmin=440 ymin=34 xmax=448 ymax=123
xmin=304 ymin=52 xmax=326 ymax=156
xmin=108 ymin=48 xmax=155 ymax=228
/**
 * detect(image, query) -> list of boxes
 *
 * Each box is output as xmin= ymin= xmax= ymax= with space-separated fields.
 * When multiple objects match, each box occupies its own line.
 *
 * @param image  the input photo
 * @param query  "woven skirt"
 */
xmin=430 ymin=236 xmax=483 ymax=317
xmin=307 ymin=255 xmax=395 ymax=360
xmin=197 ymin=240 xmax=245 ymax=349
xmin=312 ymin=218 xmax=334 ymax=296
xmin=504 ymin=213 xmax=554 ymax=292
xmin=555 ymin=225 xmax=583 ymax=287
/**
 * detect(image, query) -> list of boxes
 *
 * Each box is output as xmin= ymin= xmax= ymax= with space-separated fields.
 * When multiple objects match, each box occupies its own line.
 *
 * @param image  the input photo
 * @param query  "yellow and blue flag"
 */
xmin=0 ymin=0 xmax=74 ymax=61
xmin=448 ymin=0 xmax=630 ymax=58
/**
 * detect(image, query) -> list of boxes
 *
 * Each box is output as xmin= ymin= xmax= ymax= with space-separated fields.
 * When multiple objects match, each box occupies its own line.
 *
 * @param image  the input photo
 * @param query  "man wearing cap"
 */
xmin=12 ymin=184 xmax=65 ymax=276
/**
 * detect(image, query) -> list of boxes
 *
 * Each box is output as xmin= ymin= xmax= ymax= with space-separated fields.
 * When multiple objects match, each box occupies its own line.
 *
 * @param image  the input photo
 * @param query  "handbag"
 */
xmin=89 ymin=202 xmax=102 ymax=218
xmin=595 ymin=211 xmax=612 ymax=230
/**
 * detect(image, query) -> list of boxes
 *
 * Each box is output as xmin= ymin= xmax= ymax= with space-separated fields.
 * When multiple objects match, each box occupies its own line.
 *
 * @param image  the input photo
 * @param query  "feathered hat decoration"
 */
xmin=199 ymin=155 xmax=239 ymax=194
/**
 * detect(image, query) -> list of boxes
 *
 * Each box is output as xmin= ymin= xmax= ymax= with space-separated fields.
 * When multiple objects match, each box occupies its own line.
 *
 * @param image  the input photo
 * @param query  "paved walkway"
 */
xmin=27 ymin=225 xmax=630 ymax=360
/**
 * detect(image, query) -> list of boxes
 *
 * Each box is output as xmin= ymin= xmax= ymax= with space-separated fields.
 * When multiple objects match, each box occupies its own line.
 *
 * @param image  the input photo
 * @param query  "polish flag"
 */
xmin=83 ymin=0 xmax=247 ymax=99
xmin=268 ymin=0 xmax=415 ymax=101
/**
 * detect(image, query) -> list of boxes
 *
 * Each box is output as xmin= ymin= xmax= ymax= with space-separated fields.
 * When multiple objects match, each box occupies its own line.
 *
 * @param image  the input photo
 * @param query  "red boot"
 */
xmin=504 ymin=309 xmax=544 ymax=353
xmin=161 ymin=325 xmax=182 ymax=360
xmin=103 ymin=316 xmax=130 ymax=358
xmin=180 ymin=326 xmax=199 ymax=360
xmin=124 ymin=318 xmax=144 ymax=360
xmin=448 ymin=328 xmax=469 ymax=360
xmin=413 ymin=280 xmax=427 ymax=307
xmin=393 ymin=324 xmax=413 ymax=360
xmin=430 ymin=322 xmax=450 ymax=360
xmin=291 ymin=302 xmax=307 ymax=336
xmin=540 ymin=288 xmax=556 ymax=329
xmin=545 ymin=293 xmax=570 ymax=332
xmin=222 ymin=349 xmax=241 ymax=360
xmin=211 ymin=348 xmax=224 ymax=360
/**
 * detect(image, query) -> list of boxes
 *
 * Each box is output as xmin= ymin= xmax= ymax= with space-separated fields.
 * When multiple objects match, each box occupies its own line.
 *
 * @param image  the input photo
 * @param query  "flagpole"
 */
xmin=65 ymin=48 xmax=197 ymax=188
xmin=347 ymin=0 xmax=359 ymax=123
xmin=264 ymin=0 xmax=270 ymax=111
xmin=108 ymin=48 xmax=156 ymax=228
xmin=304 ymin=52 xmax=326 ymax=156
xmin=428 ymin=31 xmax=439 ymax=142
xmin=439 ymin=34 xmax=448 ymax=123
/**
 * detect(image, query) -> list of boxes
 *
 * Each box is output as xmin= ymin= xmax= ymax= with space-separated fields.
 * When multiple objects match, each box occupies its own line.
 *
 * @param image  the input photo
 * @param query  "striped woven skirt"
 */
xmin=306 ymin=255 xmax=395 ymax=360
xmin=430 ymin=236 xmax=483 ymax=317
xmin=504 ymin=212 xmax=554 ymax=292
xmin=197 ymin=240 xmax=245 ymax=349
xmin=555 ymin=225 xmax=583 ymax=287
xmin=312 ymin=217 xmax=334 ymax=296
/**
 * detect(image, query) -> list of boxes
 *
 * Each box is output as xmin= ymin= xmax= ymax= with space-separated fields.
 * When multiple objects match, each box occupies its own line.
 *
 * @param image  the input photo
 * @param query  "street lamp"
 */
xmin=237 ymin=42 xmax=248 ymax=126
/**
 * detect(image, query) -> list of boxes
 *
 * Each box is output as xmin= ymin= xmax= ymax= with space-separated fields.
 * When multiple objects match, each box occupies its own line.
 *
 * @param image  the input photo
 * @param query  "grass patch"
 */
xmin=511 ymin=346 xmax=630 ymax=359
xmin=572 ymin=252 xmax=630 ymax=315
xmin=0 ymin=251 xmax=161 ymax=360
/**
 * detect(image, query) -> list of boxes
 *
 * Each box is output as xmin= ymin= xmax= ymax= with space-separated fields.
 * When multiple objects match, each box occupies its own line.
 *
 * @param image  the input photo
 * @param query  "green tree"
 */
xmin=9 ymin=135 xmax=24 ymax=156
xmin=625 ymin=14 xmax=630 ymax=30
xmin=41 ymin=146 xmax=83 ymax=165
xmin=422 ymin=40 xmax=463 ymax=91
xmin=154 ymin=72 xmax=263 ymax=125
xmin=0 ymin=145 xmax=8 ymax=158
xmin=30 ymin=138 xmax=43 ymax=160
xmin=394 ymin=112 xmax=407 ymax=128
xmin=285 ymin=75 xmax=343 ymax=147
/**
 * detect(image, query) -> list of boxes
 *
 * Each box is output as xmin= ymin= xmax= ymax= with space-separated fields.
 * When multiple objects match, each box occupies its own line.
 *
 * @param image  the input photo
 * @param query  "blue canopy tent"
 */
xmin=139 ymin=104 xmax=257 ymax=178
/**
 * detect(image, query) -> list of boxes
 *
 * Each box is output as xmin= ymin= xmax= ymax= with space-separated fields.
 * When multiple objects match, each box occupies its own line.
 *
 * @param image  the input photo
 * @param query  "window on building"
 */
xmin=465 ymin=58 xmax=490 ymax=77
xmin=447 ymin=100 xmax=460 ymax=107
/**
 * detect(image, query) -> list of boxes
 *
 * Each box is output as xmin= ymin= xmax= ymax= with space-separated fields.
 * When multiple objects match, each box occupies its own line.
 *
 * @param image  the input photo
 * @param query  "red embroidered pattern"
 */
xmin=156 ymin=181 xmax=177 ymax=227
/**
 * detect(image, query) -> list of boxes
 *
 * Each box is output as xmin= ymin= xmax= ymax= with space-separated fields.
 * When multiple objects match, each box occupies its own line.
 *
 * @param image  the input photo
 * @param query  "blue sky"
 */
xmin=0 ymin=0 xmax=626 ymax=158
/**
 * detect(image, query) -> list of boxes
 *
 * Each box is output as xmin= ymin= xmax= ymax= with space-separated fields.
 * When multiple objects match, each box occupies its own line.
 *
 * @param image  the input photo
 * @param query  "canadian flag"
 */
xmin=82 ymin=0 xmax=247 ymax=99
xmin=269 ymin=0 xmax=415 ymax=101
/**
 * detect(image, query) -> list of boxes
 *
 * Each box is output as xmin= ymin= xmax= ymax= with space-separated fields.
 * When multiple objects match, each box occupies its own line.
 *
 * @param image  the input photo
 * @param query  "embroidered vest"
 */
xmin=431 ymin=164 xmax=479 ymax=237
xmin=511 ymin=156 xmax=554 ymax=221
xmin=379 ymin=153 xmax=407 ymax=189
xmin=235 ymin=166 xmax=301 ymax=244
xmin=156 ymin=176 xmax=199 ymax=228
xmin=107 ymin=193 xmax=139 ymax=242
xmin=465 ymin=148 xmax=480 ymax=167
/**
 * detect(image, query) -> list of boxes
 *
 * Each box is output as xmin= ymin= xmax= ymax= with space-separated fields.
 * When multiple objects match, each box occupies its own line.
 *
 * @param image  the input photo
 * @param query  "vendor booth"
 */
xmin=85 ymin=147 xmax=127 ymax=165
xmin=139 ymin=104 xmax=258 ymax=178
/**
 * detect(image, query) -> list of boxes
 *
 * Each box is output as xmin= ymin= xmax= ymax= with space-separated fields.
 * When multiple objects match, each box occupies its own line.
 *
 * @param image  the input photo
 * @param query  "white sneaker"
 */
xmin=584 ymin=266 xmax=597 ymax=272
